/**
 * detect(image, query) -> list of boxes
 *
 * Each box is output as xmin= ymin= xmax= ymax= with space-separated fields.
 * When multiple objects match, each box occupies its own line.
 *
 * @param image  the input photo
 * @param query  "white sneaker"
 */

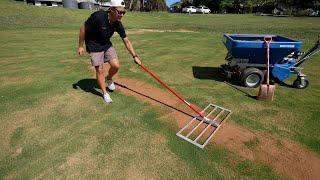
xmin=106 ymin=79 xmax=116 ymax=91
xmin=103 ymin=93 xmax=113 ymax=104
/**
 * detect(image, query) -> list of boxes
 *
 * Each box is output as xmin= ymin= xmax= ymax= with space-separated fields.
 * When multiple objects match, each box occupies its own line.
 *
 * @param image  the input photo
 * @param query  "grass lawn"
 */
xmin=0 ymin=0 xmax=319 ymax=179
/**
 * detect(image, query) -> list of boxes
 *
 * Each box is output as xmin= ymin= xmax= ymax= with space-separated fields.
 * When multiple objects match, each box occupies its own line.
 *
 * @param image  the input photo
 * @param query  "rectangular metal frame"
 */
xmin=176 ymin=104 xmax=232 ymax=149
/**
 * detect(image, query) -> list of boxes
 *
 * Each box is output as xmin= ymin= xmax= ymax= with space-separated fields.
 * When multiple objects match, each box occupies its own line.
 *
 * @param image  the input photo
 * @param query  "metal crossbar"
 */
xmin=176 ymin=104 xmax=232 ymax=149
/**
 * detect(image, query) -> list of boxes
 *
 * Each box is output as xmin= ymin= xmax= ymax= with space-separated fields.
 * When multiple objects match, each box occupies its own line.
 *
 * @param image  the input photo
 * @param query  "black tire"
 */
xmin=241 ymin=67 xmax=264 ymax=88
xmin=293 ymin=77 xmax=309 ymax=89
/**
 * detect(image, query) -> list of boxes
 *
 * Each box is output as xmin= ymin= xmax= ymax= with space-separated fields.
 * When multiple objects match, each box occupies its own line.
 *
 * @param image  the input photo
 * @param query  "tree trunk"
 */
xmin=129 ymin=0 xmax=134 ymax=10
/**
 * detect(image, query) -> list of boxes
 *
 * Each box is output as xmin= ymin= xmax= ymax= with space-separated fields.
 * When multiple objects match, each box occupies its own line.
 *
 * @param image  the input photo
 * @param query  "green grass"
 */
xmin=9 ymin=127 xmax=25 ymax=147
xmin=0 ymin=0 xmax=319 ymax=179
xmin=244 ymin=138 xmax=260 ymax=151
xmin=236 ymin=160 xmax=276 ymax=180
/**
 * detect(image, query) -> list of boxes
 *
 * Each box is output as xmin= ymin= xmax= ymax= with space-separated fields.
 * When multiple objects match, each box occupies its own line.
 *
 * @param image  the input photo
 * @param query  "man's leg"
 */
xmin=104 ymin=47 xmax=119 ymax=91
xmin=105 ymin=47 xmax=119 ymax=81
xmin=95 ymin=65 xmax=107 ymax=95
xmin=90 ymin=51 xmax=112 ymax=103
xmin=105 ymin=58 xmax=119 ymax=91
xmin=96 ymin=65 xmax=112 ymax=103
xmin=106 ymin=58 xmax=120 ymax=80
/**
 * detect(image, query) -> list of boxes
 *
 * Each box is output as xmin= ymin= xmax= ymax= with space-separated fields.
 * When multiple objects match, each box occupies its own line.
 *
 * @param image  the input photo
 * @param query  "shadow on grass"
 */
xmin=192 ymin=66 xmax=256 ymax=99
xmin=114 ymin=82 xmax=194 ymax=118
xmin=72 ymin=78 xmax=102 ymax=97
xmin=275 ymin=78 xmax=294 ymax=88
xmin=192 ymin=66 xmax=226 ymax=82
xmin=224 ymin=81 xmax=257 ymax=99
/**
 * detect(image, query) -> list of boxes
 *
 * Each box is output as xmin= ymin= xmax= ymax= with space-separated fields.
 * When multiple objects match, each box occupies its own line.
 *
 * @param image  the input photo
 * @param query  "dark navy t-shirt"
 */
xmin=84 ymin=10 xmax=126 ymax=53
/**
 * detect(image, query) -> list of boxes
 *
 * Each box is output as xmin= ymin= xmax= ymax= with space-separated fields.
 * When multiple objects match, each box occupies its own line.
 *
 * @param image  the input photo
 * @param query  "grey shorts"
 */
xmin=89 ymin=47 xmax=118 ymax=66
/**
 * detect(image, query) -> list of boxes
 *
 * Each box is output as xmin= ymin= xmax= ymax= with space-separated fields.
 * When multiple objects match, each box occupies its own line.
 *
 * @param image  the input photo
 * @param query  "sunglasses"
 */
xmin=114 ymin=8 xmax=126 ymax=16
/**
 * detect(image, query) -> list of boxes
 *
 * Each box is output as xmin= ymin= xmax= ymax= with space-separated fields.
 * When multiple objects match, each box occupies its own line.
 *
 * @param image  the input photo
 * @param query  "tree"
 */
xmin=194 ymin=0 xmax=220 ymax=13
xmin=124 ymin=0 xmax=141 ymax=11
xmin=220 ymin=0 xmax=234 ymax=12
xmin=181 ymin=0 xmax=193 ymax=8
xmin=145 ymin=0 xmax=167 ymax=11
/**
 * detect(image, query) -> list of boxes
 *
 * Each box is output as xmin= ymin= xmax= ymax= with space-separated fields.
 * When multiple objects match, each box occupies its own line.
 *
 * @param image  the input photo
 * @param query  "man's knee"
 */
xmin=111 ymin=64 xmax=120 ymax=71
xmin=109 ymin=59 xmax=120 ymax=70
xmin=95 ymin=65 xmax=104 ymax=74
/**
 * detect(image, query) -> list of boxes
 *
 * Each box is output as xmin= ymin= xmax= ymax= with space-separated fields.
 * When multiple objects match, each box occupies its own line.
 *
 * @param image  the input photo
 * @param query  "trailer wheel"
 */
xmin=241 ymin=68 xmax=264 ymax=88
xmin=293 ymin=77 xmax=309 ymax=89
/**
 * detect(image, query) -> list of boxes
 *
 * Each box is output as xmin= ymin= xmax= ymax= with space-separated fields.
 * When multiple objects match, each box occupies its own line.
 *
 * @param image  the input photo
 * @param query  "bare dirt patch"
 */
xmin=215 ymin=123 xmax=320 ymax=179
xmin=112 ymin=74 xmax=320 ymax=180
xmin=116 ymin=76 xmax=179 ymax=107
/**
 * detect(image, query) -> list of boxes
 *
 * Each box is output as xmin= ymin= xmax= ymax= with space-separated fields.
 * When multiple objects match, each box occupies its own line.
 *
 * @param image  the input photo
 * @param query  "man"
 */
xmin=78 ymin=0 xmax=141 ymax=103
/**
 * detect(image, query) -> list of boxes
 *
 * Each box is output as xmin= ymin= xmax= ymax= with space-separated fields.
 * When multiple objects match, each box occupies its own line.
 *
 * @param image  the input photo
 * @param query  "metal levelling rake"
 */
xmin=140 ymin=64 xmax=232 ymax=149
xmin=176 ymin=104 xmax=232 ymax=149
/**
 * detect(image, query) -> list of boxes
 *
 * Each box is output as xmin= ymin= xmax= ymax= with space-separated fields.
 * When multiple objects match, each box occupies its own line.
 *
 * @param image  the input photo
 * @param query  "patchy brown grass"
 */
xmin=213 ymin=122 xmax=320 ymax=180
xmin=95 ymin=129 xmax=192 ymax=179
xmin=0 ymin=76 xmax=36 ymax=87
xmin=0 ymin=91 xmax=88 ymax=158
xmin=115 ymin=75 xmax=320 ymax=180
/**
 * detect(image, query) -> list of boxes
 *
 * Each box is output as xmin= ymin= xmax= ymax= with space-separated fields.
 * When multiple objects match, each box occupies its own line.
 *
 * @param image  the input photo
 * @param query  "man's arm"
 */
xmin=78 ymin=24 xmax=85 ymax=56
xmin=122 ymin=37 xmax=142 ymax=65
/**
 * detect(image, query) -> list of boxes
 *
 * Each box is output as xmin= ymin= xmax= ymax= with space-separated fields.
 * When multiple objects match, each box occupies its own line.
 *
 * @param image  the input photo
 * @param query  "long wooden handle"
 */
xmin=264 ymin=37 xmax=272 ymax=85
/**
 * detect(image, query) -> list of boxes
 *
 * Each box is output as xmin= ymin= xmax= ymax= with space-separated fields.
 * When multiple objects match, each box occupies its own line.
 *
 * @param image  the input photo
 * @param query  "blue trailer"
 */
xmin=221 ymin=34 xmax=320 ymax=88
